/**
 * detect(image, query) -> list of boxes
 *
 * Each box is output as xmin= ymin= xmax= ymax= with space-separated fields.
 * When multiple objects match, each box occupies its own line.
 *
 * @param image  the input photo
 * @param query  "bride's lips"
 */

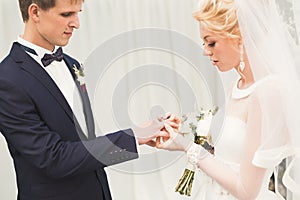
xmin=211 ymin=60 xmax=218 ymax=65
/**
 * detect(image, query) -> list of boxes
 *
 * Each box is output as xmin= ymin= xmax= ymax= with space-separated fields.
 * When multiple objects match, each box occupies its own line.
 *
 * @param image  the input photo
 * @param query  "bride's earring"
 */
xmin=239 ymin=44 xmax=245 ymax=71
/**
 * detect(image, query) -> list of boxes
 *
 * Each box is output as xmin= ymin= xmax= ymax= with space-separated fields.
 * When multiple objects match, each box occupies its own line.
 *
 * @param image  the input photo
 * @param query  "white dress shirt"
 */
xmin=17 ymin=36 xmax=88 ymax=137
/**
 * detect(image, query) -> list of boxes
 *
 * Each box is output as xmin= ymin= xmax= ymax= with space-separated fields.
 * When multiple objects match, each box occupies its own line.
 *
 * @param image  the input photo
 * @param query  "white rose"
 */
xmin=196 ymin=111 xmax=212 ymax=136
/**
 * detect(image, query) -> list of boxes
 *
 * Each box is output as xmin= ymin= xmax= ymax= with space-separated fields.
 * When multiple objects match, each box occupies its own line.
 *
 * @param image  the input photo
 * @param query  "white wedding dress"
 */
xmin=195 ymin=77 xmax=281 ymax=200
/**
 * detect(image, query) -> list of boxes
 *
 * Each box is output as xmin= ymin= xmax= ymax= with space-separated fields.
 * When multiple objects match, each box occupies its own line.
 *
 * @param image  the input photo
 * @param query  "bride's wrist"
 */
xmin=186 ymin=141 xmax=214 ymax=166
xmin=183 ymin=141 xmax=194 ymax=152
xmin=186 ymin=143 xmax=203 ymax=166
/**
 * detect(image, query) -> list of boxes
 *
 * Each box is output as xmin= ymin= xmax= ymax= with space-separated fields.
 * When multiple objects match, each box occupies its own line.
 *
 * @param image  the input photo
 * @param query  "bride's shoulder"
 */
xmin=250 ymin=75 xmax=283 ymax=100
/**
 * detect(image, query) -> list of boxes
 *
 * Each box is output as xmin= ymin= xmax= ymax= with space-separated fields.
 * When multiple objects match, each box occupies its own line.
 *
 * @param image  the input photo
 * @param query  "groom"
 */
xmin=0 ymin=0 xmax=166 ymax=199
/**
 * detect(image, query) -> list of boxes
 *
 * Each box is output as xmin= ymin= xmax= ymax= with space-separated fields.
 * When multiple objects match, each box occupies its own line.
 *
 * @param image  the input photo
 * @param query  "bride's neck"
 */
xmin=237 ymin=63 xmax=254 ymax=89
xmin=238 ymin=77 xmax=254 ymax=89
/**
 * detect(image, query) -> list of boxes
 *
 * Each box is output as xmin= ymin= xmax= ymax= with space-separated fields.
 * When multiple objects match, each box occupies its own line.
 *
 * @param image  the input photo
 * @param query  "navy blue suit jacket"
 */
xmin=0 ymin=43 xmax=139 ymax=200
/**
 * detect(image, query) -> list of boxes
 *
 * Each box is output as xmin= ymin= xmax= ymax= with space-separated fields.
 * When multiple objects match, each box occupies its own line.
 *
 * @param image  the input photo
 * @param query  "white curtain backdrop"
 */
xmin=1 ymin=0 xmax=299 ymax=200
xmin=0 ymin=1 xmax=226 ymax=199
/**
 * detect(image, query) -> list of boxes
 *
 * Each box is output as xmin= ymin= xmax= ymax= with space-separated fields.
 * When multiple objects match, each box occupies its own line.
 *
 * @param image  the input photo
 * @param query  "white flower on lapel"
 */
xmin=73 ymin=64 xmax=85 ymax=86
xmin=73 ymin=64 xmax=86 ymax=93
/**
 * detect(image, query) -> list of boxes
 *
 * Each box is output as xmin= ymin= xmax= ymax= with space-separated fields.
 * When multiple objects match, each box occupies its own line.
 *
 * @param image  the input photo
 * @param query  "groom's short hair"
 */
xmin=18 ymin=0 xmax=84 ymax=22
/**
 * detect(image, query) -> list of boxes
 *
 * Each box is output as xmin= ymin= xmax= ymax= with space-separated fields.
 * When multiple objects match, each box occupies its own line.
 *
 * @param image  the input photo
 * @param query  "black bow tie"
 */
xmin=18 ymin=43 xmax=64 ymax=67
xmin=41 ymin=47 xmax=64 ymax=67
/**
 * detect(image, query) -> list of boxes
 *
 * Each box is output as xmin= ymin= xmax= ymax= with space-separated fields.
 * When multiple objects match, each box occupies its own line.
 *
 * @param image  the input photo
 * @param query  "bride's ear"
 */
xmin=238 ymin=37 xmax=243 ymax=46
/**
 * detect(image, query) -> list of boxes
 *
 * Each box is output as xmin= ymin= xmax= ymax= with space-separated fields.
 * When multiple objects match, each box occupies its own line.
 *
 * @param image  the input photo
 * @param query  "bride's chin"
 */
xmin=216 ymin=64 xmax=234 ymax=72
xmin=216 ymin=66 xmax=226 ymax=72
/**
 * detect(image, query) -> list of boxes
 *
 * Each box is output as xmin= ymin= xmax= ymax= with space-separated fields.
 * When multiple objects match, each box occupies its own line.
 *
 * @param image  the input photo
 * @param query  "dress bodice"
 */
xmin=215 ymin=78 xmax=258 ymax=165
xmin=215 ymin=77 xmax=267 ymax=162
xmin=215 ymin=116 xmax=246 ymax=164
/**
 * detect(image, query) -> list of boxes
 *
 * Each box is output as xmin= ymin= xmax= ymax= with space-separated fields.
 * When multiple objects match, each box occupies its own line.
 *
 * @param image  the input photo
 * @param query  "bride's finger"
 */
xmin=156 ymin=130 xmax=169 ymax=138
xmin=165 ymin=121 xmax=180 ymax=129
xmin=164 ymin=123 xmax=176 ymax=137
xmin=156 ymin=137 xmax=165 ymax=149
xmin=164 ymin=114 xmax=180 ymax=124
xmin=164 ymin=112 xmax=176 ymax=121
xmin=156 ymin=137 xmax=172 ymax=149
xmin=164 ymin=112 xmax=172 ymax=119
xmin=156 ymin=136 xmax=164 ymax=148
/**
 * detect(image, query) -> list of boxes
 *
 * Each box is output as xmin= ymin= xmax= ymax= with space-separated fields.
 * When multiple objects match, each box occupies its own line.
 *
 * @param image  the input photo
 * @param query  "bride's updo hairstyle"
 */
xmin=193 ymin=0 xmax=240 ymax=39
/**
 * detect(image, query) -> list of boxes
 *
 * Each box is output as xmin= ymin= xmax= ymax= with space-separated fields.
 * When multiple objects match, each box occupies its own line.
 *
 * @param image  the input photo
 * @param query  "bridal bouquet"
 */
xmin=175 ymin=106 xmax=218 ymax=196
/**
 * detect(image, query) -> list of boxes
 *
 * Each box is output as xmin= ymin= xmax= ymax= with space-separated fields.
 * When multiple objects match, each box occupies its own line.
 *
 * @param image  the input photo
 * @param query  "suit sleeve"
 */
xmin=0 ymin=78 xmax=138 ymax=179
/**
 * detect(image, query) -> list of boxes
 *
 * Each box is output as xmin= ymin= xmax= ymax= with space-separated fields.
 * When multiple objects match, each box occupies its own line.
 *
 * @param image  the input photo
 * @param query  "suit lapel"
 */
xmin=12 ymin=43 xmax=95 ymax=139
xmin=64 ymin=56 xmax=96 ymax=139
xmin=11 ymin=43 xmax=74 ymax=122
xmin=77 ymin=82 xmax=95 ymax=139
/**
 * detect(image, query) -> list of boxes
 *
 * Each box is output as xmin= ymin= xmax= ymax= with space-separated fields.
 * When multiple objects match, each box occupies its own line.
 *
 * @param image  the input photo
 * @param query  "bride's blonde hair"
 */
xmin=193 ymin=0 xmax=240 ymax=39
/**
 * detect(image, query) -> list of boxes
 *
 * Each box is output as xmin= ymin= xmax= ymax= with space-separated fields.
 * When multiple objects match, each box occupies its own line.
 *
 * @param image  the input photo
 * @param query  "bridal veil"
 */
xmin=233 ymin=0 xmax=300 ymax=199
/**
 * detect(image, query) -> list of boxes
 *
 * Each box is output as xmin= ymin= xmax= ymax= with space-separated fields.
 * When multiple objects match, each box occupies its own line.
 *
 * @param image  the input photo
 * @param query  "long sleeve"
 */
xmin=196 ymin=79 xmax=287 ymax=199
xmin=197 ymin=100 xmax=265 ymax=199
xmin=0 ymin=75 xmax=138 ymax=179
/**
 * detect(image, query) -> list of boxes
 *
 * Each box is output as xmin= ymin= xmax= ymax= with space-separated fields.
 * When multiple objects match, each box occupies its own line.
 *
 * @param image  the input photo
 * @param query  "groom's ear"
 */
xmin=28 ymin=3 xmax=40 ymax=23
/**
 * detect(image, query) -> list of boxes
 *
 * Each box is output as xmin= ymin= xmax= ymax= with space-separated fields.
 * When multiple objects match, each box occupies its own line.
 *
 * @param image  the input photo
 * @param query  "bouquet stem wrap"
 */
xmin=175 ymin=136 xmax=214 ymax=196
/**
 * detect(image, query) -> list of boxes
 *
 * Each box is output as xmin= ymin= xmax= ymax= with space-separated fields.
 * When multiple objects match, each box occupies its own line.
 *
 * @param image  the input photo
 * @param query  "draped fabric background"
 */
xmin=0 ymin=0 xmax=299 ymax=200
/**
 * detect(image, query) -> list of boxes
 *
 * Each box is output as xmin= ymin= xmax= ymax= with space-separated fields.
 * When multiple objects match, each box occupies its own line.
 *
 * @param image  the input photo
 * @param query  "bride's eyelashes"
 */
xmin=202 ymin=42 xmax=216 ymax=48
xmin=208 ymin=42 xmax=216 ymax=47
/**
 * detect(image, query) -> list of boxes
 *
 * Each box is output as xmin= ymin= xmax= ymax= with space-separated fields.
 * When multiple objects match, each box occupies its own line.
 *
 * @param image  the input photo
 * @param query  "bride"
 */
xmin=157 ymin=0 xmax=300 ymax=199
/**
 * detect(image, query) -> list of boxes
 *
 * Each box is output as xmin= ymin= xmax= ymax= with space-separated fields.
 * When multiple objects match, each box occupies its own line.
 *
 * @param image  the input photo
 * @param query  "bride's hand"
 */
xmin=156 ymin=123 xmax=192 ymax=152
xmin=155 ymin=112 xmax=181 ymax=144
xmin=163 ymin=112 xmax=181 ymax=131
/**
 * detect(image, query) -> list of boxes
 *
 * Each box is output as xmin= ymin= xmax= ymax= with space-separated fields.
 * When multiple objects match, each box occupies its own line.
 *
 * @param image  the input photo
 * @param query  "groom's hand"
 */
xmin=133 ymin=112 xmax=182 ymax=147
xmin=133 ymin=120 xmax=167 ymax=146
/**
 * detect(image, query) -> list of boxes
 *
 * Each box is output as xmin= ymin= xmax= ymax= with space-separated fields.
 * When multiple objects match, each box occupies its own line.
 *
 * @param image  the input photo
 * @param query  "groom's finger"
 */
xmin=155 ymin=136 xmax=161 ymax=147
xmin=145 ymin=140 xmax=156 ymax=147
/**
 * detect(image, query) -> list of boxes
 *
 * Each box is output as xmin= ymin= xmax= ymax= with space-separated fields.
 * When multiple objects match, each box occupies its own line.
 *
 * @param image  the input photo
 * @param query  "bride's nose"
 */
xmin=203 ymin=48 xmax=212 ymax=56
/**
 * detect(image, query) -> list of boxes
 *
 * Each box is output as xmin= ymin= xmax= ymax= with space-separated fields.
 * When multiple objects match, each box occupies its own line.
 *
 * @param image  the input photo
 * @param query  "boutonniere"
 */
xmin=73 ymin=64 xmax=86 ymax=92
